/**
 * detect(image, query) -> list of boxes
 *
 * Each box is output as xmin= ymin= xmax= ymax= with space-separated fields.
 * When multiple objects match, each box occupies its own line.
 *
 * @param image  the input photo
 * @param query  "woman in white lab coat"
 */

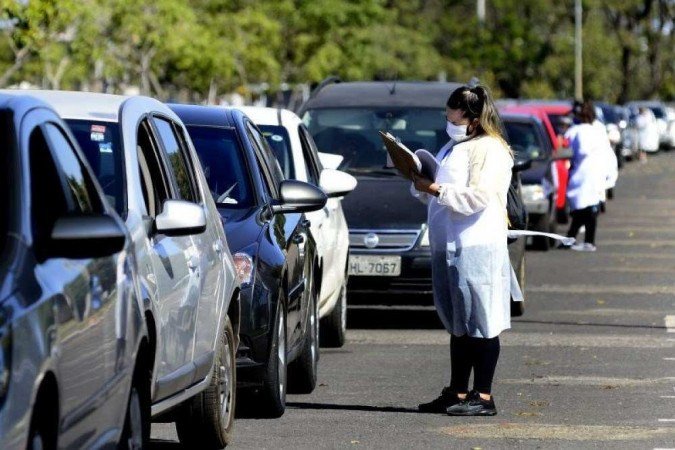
xmin=561 ymin=101 xmax=605 ymax=251
xmin=413 ymin=85 xmax=522 ymax=416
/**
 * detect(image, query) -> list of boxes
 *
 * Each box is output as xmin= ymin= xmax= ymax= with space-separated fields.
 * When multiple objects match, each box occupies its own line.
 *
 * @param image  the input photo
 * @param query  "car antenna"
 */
xmin=389 ymin=78 xmax=397 ymax=95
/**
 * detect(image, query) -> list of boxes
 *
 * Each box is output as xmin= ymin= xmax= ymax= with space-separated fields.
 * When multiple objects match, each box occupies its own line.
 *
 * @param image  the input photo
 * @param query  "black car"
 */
xmin=298 ymin=81 xmax=527 ymax=315
xmin=501 ymin=113 xmax=559 ymax=251
xmin=170 ymin=105 xmax=327 ymax=417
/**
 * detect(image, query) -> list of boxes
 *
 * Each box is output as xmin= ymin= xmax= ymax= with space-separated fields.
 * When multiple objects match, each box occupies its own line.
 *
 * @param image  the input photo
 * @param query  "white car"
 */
xmin=240 ymin=106 xmax=357 ymax=347
xmin=10 ymin=90 xmax=241 ymax=449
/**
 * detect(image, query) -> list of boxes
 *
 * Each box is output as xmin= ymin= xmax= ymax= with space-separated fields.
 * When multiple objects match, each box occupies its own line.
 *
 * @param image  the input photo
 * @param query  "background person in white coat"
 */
xmin=561 ymin=101 xmax=605 ymax=252
xmin=636 ymin=107 xmax=659 ymax=161
xmin=412 ymin=85 xmax=522 ymax=417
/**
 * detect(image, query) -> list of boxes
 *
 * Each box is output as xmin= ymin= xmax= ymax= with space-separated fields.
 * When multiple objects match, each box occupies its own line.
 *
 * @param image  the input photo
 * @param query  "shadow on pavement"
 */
xmin=149 ymin=440 xmax=183 ymax=450
xmin=287 ymin=401 xmax=420 ymax=414
xmin=513 ymin=318 xmax=668 ymax=330
xmin=347 ymin=307 xmax=443 ymax=330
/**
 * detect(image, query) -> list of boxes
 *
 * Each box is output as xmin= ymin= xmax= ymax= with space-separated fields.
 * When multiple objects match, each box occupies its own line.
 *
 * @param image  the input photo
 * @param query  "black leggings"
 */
xmin=567 ymin=205 xmax=599 ymax=245
xmin=449 ymin=334 xmax=500 ymax=394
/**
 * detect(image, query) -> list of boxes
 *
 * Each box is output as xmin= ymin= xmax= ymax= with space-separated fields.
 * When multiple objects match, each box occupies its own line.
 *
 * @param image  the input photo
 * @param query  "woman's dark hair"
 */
xmin=573 ymin=100 xmax=595 ymax=124
xmin=446 ymin=84 xmax=508 ymax=148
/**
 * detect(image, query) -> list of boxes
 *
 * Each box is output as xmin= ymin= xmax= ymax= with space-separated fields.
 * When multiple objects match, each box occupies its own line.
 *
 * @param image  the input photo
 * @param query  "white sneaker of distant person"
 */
xmin=571 ymin=243 xmax=596 ymax=252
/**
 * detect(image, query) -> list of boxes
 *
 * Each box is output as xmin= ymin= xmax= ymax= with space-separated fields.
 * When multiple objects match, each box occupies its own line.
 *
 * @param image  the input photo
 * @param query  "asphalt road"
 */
xmin=151 ymin=151 xmax=675 ymax=449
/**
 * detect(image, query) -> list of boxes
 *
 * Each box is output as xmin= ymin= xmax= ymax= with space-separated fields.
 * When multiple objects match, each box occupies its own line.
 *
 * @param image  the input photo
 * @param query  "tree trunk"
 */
xmin=0 ymin=46 xmax=30 ymax=88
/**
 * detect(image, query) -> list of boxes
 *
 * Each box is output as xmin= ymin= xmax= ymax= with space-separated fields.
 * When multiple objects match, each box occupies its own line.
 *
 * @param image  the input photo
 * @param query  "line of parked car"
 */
xmin=0 ymin=90 xmax=357 ymax=449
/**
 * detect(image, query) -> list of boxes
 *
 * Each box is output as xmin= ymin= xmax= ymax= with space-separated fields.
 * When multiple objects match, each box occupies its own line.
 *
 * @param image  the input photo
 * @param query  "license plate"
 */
xmin=348 ymin=255 xmax=401 ymax=276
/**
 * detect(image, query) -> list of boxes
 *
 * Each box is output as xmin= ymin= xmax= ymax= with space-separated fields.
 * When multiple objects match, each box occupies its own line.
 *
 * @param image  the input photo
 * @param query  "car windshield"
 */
xmin=186 ymin=126 xmax=254 ymax=208
xmin=302 ymin=107 xmax=447 ymax=175
xmin=66 ymin=120 xmax=125 ymax=214
xmin=503 ymin=121 xmax=547 ymax=161
xmin=649 ymin=107 xmax=666 ymax=119
xmin=259 ymin=125 xmax=294 ymax=179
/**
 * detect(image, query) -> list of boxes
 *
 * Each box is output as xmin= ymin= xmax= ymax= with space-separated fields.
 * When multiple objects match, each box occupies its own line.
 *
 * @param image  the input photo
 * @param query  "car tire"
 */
xmin=289 ymin=287 xmax=319 ymax=394
xmin=531 ymin=214 xmax=551 ymax=251
xmin=257 ymin=298 xmax=287 ymax=418
xmin=176 ymin=316 xmax=236 ymax=448
xmin=510 ymin=252 xmax=526 ymax=317
xmin=320 ymin=282 xmax=347 ymax=348
xmin=28 ymin=392 xmax=57 ymax=450
xmin=119 ymin=361 xmax=150 ymax=450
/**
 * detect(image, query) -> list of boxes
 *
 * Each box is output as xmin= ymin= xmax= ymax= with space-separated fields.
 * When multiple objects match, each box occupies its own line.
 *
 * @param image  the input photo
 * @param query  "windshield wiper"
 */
xmin=216 ymin=183 xmax=239 ymax=204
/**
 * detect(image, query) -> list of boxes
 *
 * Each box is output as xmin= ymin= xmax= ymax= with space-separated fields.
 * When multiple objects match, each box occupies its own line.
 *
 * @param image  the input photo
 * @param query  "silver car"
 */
xmin=9 ymin=90 xmax=242 ymax=448
xmin=0 ymin=94 xmax=148 ymax=449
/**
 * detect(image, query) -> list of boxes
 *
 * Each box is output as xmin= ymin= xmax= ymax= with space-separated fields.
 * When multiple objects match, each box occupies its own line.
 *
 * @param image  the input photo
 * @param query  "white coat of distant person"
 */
xmin=636 ymin=107 xmax=659 ymax=156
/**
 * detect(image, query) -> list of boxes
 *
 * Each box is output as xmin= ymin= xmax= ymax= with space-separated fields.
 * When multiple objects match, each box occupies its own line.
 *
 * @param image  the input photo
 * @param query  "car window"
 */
xmin=44 ymin=123 xmax=102 ymax=214
xmin=503 ymin=121 xmax=548 ymax=160
xmin=137 ymin=119 xmax=171 ymax=218
xmin=245 ymin=122 xmax=278 ymax=199
xmin=66 ymin=120 xmax=124 ymax=214
xmin=302 ymin=107 xmax=446 ymax=175
xmin=152 ymin=117 xmax=198 ymax=203
xmin=259 ymin=125 xmax=294 ymax=179
xmin=247 ymin=122 xmax=285 ymax=185
xmin=187 ymin=125 xmax=255 ymax=207
xmin=298 ymin=126 xmax=321 ymax=185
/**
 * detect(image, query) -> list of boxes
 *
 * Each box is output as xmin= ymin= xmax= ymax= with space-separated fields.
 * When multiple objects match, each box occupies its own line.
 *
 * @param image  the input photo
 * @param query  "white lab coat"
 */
xmin=636 ymin=110 xmax=659 ymax=152
xmin=412 ymin=136 xmax=522 ymax=339
xmin=564 ymin=123 xmax=605 ymax=211
xmin=593 ymin=120 xmax=619 ymax=191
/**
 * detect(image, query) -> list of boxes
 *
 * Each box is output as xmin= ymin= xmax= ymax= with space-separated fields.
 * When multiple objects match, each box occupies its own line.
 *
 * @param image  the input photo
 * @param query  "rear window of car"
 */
xmin=503 ymin=121 xmax=548 ymax=161
xmin=186 ymin=125 xmax=254 ymax=208
xmin=259 ymin=125 xmax=294 ymax=179
xmin=66 ymin=120 xmax=124 ymax=214
xmin=302 ymin=107 xmax=446 ymax=175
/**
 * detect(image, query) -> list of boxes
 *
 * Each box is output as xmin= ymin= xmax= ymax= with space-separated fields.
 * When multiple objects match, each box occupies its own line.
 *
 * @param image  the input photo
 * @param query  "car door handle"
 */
xmin=301 ymin=219 xmax=311 ymax=228
xmin=292 ymin=234 xmax=305 ymax=245
xmin=213 ymin=240 xmax=223 ymax=255
xmin=188 ymin=255 xmax=200 ymax=273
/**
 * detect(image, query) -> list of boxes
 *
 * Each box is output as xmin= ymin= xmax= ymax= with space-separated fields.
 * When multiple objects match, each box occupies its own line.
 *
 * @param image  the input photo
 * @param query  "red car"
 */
xmin=501 ymin=103 xmax=571 ymax=223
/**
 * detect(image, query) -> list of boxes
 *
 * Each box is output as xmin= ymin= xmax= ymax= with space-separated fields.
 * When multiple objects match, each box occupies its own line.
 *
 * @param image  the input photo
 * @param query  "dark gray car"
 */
xmin=298 ymin=80 xmax=527 ymax=315
xmin=0 ymin=94 xmax=149 ymax=449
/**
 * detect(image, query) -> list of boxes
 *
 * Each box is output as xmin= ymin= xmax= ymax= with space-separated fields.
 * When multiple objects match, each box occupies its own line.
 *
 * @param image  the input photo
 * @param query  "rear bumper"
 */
xmin=348 ymin=248 xmax=433 ymax=304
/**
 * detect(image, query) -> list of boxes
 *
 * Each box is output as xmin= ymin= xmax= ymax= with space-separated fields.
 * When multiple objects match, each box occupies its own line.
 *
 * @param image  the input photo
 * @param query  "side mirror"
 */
xmin=272 ymin=180 xmax=327 ymax=214
xmin=319 ymin=168 xmax=357 ymax=198
xmin=318 ymin=152 xmax=344 ymax=170
xmin=552 ymin=147 xmax=573 ymax=161
xmin=49 ymin=214 xmax=126 ymax=259
xmin=155 ymin=200 xmax=207 ymax=236
xmin=512 ymin=159 xmax=532 ymax=173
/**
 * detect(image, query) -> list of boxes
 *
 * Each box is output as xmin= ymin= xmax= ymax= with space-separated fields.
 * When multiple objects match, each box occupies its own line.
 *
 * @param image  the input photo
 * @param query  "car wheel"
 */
xmin=257 ymin=299 xmax=287 ymax=418
xmin=531 ymin=214 xmax=551 ymax=251
xmin=320 ymin=282 xmax=347 ymax=348
xmin=176 ymin=316 xmax=236 ymax=448
xmin=510 ymin=252 xmax=526 ymax=317
xmin=119 ymin=368 xmax=150 ymax=450
xmin=289 ymin=288 xmax=319 ymax=394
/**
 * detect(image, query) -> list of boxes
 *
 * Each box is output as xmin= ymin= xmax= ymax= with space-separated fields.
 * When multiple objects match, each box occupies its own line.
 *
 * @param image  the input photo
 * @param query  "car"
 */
xmin=239 ymin=106 xmax=357 ymax=347
xmin=500 ymin=112 xmax=562 ymax=251
xmin=500 ymin=104 xmax=570 ymax=224
xmin=170 ymin=104 xmax=327 ymax=417
xmin=298 ymin=80 xmax=527 ymax=315
xmin=10 ymin=90 xmax=241 ymax=448
xmin=0 ymin=93 xmax=149 ymax=449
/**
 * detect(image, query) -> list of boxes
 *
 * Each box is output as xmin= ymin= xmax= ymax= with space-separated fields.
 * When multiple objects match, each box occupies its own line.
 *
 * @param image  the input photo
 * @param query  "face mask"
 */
xmin=446 ymin=121 xmax=468 ymax=141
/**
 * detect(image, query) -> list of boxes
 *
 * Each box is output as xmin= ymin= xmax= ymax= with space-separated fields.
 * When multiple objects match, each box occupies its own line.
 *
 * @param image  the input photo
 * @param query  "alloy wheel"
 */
xmin=126 ymin=387 xmax=143 ymax=450
xmin=218 ymin=332 xmax=234 ymax=431
xmin=277 ymin=311 xmax=286 ymax=402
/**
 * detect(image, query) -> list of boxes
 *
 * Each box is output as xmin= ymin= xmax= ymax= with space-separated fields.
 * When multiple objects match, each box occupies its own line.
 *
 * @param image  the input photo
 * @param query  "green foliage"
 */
xmin=0 ymin=0 xmax=672 ymax=102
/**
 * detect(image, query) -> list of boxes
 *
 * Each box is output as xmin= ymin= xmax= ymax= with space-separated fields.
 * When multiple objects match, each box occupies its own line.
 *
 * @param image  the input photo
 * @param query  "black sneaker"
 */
xmin=446 ymin=390 xmax=497 ymax=416
xmin=418 ymin=387 xmax=462 ymax=413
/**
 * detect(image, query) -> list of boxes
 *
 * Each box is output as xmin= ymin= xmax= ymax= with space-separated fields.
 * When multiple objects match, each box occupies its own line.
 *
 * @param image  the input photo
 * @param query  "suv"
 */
xmin=298 ymin=81 xmax=526 ymax=314
xmin=0 ymin=94 xmax=149 ymax=449
xmin=14 ymin=90 xmax=241 ymax=448
xmin=171 ymin=105 xmax=327 ymax=417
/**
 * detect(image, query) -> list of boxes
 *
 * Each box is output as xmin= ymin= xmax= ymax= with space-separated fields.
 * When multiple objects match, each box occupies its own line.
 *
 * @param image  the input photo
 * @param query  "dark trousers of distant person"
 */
xmin=448 ymin=334 xmax=500 ymax=394
xmin=567 ymin=204 xmax=599 ymax=245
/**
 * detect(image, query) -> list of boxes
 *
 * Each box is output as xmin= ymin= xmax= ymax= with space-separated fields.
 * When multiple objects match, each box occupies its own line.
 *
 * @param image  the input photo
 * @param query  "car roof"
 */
xmin=299 ymin=81 xmax=464 ymax=110
xmin=500 ymin=112 xmax=540 ymax=124
xmin=0 ymin=89 xmax=128 ymax=122
xmin=168 ymin=104 xmax=239 ymax=128
xmin=0 ymin=92 xmax=57 ymax=118
xmin=237 ymin=106 xmax=302 ymax=129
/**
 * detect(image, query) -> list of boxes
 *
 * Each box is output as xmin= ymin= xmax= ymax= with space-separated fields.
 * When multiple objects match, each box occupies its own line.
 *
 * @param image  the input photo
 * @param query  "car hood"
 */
xmin=220 ymin=207 xmax=264 ymax=253
xmin=341 ymin=175 xmax=427 ymax=230
xmin=521 ymin=159 xmax=549 ymax=185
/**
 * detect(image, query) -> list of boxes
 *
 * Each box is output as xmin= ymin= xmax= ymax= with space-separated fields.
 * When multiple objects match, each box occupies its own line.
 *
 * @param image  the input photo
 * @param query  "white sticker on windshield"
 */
xmin=271 ymin=134 xmax=283 ymax=142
